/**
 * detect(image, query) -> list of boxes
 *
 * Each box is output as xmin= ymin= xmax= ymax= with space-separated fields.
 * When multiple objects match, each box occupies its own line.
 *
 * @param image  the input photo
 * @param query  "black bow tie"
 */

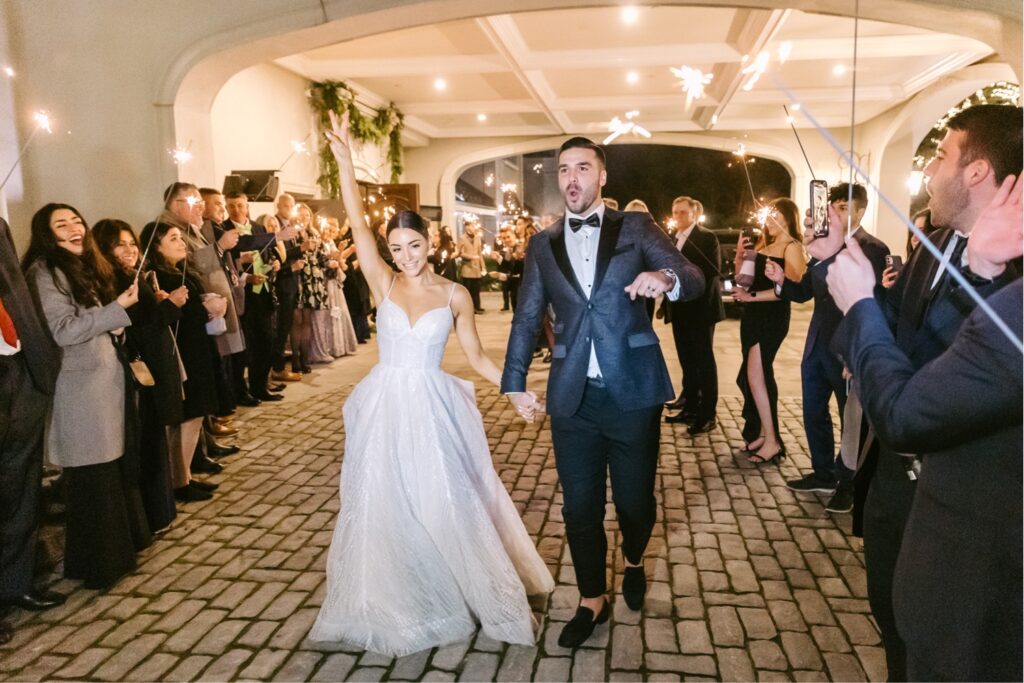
xmin=568 ymin=214 xmax=600 ymax=232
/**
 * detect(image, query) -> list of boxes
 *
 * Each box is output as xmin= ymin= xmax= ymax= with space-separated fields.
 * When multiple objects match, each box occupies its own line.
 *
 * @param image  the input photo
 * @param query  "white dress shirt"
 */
xmin=0 ymin=337 xmax=20 ymax=355
xmin=564 ymin=205 xmax=680 ymax=378
xmin=931 ymin=230 xmax=969 ymax=289
xmin=675 ymin=224 xmax=695 ymax=251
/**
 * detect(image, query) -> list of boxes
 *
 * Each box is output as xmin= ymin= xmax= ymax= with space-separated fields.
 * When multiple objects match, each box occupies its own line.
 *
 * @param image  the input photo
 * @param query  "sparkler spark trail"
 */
xmin=670 ymin=66 xmax=713 ymax=108
xmin=0 ymin=110 xmax=56 ymax=193
xmin=604 ymin=110 xmax=651 ymax=144
xmin=169 ymin=145 xmax=192 ymax=165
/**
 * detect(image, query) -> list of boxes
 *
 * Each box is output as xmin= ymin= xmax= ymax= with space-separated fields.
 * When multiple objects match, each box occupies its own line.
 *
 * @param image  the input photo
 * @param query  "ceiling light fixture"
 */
xmin=626 ymin=71 xmax=639 ymax=84
xmin=832 ymin=64 xmax=847 ymax=76
xmin=621 ymin=6 xmax=639 ymax=24
xmin=477 ymin=113 xmax=487 ymax=122
xmin=434 ymin=77 xmax=447 ymax=91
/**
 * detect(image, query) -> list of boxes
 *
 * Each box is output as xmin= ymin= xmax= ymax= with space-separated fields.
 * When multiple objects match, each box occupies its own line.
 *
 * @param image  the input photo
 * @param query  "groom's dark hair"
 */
xmin=559 ymin=136 xmax=606 ymax=168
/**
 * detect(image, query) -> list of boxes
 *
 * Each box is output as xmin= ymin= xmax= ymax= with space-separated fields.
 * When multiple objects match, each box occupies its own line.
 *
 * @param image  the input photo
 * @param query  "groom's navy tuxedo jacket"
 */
xmin=501 ymin=208 xmax=704 ymax=417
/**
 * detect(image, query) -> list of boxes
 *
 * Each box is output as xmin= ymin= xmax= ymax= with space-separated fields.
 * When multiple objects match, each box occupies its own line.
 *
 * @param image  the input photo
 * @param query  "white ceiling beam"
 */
xmin=695 ymin=8 xmax=791 ymax=131
xmin=900 ymin=50 xmax=994 ymax=96
xmin=475 ymin=15 xmax=569 ymax=134
xmin=282 ymin=54 xmax=509 ymax=77
xmin=403 ymin=99 xmax=542 ymax=115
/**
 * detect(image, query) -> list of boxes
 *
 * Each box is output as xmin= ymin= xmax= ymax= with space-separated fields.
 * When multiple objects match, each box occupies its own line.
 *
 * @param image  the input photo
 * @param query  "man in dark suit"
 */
xmin=0 ymin=217 xmax=66 ymax=640
xmin=270 ymin=193 xmax=305 ymax=383
xmin=767 ymin=183 xmax=889 ymax=514
xmin=826 ymin=171 xmax=1022 ymax=681
xmin=663 ymin=196 xmax=724 ymax=434
xmin=841 ymin=104 xmax=1022 ymax=681
xmin=501 ymin=137 xmax=704 ymax=648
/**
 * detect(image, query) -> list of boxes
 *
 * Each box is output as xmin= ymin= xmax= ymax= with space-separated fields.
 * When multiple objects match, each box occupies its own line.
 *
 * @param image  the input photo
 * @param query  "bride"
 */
xmin=308 ymin=111 xmax=554 ymax=656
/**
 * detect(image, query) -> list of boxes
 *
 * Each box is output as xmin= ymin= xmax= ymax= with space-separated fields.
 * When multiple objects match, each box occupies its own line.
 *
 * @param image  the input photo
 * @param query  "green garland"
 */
xmin=309 ymin=80 xmax=405 ymax=197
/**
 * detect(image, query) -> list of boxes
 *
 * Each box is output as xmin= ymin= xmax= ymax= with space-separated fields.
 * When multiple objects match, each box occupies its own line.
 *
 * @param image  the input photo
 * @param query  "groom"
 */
xmin=502 ymin=137 xmax=704 ymax=647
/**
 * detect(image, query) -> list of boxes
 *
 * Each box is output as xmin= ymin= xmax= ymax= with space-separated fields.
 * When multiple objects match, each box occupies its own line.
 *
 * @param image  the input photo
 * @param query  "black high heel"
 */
xmin=748 ymin=445 xmax=786 ymax=465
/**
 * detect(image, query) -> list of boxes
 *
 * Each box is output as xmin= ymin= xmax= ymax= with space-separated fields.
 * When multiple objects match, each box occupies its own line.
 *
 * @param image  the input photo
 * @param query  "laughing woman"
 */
xmin=22 ymin=204 xmax=151 ymax=589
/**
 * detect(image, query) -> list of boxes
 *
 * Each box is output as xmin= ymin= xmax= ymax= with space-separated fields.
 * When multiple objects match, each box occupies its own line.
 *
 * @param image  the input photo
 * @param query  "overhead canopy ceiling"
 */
xmin=275 ymin=5 xmax=993 ymax=141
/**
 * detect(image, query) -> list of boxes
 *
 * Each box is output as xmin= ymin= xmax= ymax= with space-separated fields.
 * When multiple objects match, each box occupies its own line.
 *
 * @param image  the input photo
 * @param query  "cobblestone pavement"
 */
xmin=0 ymin=296 xmax=882 ymax=682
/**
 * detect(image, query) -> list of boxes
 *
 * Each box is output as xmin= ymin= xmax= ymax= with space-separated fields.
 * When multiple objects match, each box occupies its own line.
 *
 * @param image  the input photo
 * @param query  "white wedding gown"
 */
xmin=308 ymin=283 xmax=554 ymax=656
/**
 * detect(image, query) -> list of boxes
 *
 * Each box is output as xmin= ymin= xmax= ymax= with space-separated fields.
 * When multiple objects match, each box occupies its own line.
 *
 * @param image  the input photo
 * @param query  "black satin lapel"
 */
xmin=549 ymin=223 xmax=588 ymax=300
xmin=592 ymin=210 xmax=623 ymax=294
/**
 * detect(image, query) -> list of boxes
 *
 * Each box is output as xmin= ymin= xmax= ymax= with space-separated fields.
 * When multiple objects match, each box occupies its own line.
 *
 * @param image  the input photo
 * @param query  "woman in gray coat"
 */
xmin=22 ymin=203 xmax=150 ymax=589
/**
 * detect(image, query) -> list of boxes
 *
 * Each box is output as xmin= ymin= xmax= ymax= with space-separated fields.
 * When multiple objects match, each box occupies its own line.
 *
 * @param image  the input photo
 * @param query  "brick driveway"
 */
xmin=0 ymin=297 xmax=883 ymax=682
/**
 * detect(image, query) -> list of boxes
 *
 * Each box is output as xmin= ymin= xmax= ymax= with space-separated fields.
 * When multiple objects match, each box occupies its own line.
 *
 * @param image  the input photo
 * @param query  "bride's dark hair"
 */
xmin=385 ymin=210 xmax=429 ymax=238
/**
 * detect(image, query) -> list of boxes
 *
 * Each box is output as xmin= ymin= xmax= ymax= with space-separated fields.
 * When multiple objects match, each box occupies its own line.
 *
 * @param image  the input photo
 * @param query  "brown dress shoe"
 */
xmin=207 ymin=423 xmax=238 ymax=437
xmin=271 ymin=369 xmax=303 ymax=382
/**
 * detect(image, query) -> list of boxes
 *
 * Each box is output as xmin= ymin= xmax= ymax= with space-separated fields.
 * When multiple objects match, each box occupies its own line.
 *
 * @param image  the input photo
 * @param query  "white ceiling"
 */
xmin=274 ymin=5 xmax=993 ymax=143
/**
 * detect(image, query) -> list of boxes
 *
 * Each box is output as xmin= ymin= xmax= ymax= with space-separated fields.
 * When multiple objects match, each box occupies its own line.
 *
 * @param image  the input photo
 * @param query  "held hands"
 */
xmin=966 ymin=173 xmax=1022 ymax=279
xmin=763 ymin=259 xmax=785 ymax=285
xmin=624 ymin=270 xmax=673 ymax=300
xmin=168 ymin=286 xmax=189 ymax=308
xmin=507 ymin=391 xmax=545 ymax=423
xmin=825 ymin=238 xmax=877 ymax=314
xmin=881 ymin=266 xmax=898 ymax=289
xmin=217 ymin=230 xmax=240 ymax=251
xmin=803 ymin=206 xmax=846 ymax=261
xmin=116 ymin=280 xmax=139 ymax=309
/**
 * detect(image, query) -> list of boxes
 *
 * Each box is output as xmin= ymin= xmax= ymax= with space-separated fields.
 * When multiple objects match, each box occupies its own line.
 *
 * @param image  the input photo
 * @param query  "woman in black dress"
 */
xmin=140 ymin=221 xmax=221 ymax=502
xmin=93 ymin=219 xmax=186 ymax=532
xmin=732 ymin=198 xmax=807 ymax=465
xmin=432 ymin=225 xmax=459 ymax=282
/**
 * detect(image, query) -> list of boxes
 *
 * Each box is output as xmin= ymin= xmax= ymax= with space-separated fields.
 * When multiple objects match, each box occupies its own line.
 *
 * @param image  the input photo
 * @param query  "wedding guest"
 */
xmin=433 ymin=225 xmax=459 ymax=282
xmin=0 ymin=216 xmax=65 ymax=618
xmin=730 ymin=198 xmax=807 ymax=464
xmin=339 ymin=219 xmax=372 ymax=343
xmin=624 ymin=198 xmax=650 ymax=213
xmin=494 ymin=228 xmax=523 ymax=312
xmin=304 ymin=220 xmax=336 ymax=364
xmin=270 ymin=193 xmax=305 ymax=383
xmin=321 ymin=217 xmax=358 ymax=357
xmin=139 ymin=220 xmax=221 ymax=502
xmin=457 ymin=220 xmax=485 ymax=313
xmin=93 ymin=219 xmax=184 ymax=532
xmin=290 ymin=204 xmax=324 ymax=371
xmin=226 ymin=192 xmax=282 ymax=402
xmin=23 ymin=204 xmax=151 ymax=588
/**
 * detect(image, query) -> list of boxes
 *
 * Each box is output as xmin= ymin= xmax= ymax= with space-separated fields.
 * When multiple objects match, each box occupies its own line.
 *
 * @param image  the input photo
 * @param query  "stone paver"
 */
xmin=0 ymin=296 xmax=877 ymax=681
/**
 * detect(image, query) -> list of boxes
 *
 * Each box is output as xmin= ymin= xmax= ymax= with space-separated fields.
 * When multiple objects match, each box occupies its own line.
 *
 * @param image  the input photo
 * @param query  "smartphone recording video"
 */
xmin=810 ymin=179 xmax=829 ymax=238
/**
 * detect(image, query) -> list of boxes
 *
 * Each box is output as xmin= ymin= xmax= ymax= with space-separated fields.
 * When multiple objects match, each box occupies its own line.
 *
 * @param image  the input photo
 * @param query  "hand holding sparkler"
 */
xmin=115 ymin=280 xmax=140 ymax=309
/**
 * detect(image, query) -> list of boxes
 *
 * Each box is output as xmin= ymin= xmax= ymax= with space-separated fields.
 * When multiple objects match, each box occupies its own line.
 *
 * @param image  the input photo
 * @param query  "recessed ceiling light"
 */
xmin=434 ymin=77 xmax=447 ymax=91
xmin=626 ymin=71 xmax=639 ymax=84
xmin=477 ymin=113 xmax=487 ymax=122
xmin=832 ymin=64 xmax=847 ymax=76
xmin=621 ymin=6 xmax=639 ymax=24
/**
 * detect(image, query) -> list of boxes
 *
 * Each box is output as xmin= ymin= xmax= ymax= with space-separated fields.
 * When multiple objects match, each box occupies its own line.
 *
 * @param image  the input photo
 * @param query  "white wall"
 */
xmin=210 ymin=64 xmax=318 ymax=197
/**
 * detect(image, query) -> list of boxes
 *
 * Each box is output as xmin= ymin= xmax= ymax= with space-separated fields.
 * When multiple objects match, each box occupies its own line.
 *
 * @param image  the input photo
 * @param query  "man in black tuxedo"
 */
xmin=768 ymin=183 xmax=889 ymax=513
xmin=501 ymin=137 xmax=704 ymax=648
xmin=826 ymin=172 xmax=1022 ymax=681
xmin=839 ymin=104 xmax=1022 ymax=681
xmin=663 ymin=196 xmax=724 ymax=434
xmin=0 ymin=217 xmax=66 ymax=639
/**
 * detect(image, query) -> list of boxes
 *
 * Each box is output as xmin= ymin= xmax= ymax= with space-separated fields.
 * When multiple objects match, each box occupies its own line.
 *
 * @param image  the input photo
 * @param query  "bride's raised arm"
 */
xmin=325 ymin=110 xmax=394 ymax=301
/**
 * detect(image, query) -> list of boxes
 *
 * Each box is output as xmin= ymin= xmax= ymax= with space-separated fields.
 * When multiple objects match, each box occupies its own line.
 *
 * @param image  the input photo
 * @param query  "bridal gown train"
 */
xmin=308 ymin=282 xmax=554 ymax=656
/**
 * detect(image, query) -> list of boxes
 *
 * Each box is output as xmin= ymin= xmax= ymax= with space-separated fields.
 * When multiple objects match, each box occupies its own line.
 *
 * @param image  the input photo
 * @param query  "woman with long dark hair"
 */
xmin=23 ymin=203 xmax=151 ymax=589
xmin=138 ymin=220 xmax=221 ymax=503
xmin=92 ymin=219 xmax=186 ymax=532
xmin=731 ymin=198 xmax=807 ymax=465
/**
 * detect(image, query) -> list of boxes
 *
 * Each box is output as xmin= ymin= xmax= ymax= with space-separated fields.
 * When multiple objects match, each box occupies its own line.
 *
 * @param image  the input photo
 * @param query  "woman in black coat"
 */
xmin=94 ymin=219 xmax=186 ymax=531
xmin=139 ymin=220 xmax=220 ymax=502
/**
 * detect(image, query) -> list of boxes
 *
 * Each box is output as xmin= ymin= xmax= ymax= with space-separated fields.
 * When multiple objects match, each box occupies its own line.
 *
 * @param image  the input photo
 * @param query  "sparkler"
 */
xmin=169 ymin=143 xmax=192 ymax=165
xmin=0 ymin=110 xmax=56 ymax=194
xmin=741 ymin=51 xmax=770 ymax=91
xmin=604 ymin=110 xmax=651 ymax=144
xmin=670 ymin=66 xmax=713 ymax=108
xmin=3 ymin=66 xmax=14 ymax=78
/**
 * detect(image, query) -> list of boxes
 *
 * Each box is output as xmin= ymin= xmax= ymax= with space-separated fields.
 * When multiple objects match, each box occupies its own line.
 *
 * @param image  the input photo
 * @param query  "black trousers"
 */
xmin=671 ymin=315 xmax=718 ymax=421
xmin=0 ymin=353 xmax=48 ymax=599
xmin=863 ymin=449 xmax=917 ymax=683
xmin=272 ymin=280 xmax=298 ymax=371
xmin=463 ymin=277 xmax=482 ymax=310
xmin=550 ymin=379 xmax=662 ymax=597
xmin=243 ymin=289 xmax=275 ymax=396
